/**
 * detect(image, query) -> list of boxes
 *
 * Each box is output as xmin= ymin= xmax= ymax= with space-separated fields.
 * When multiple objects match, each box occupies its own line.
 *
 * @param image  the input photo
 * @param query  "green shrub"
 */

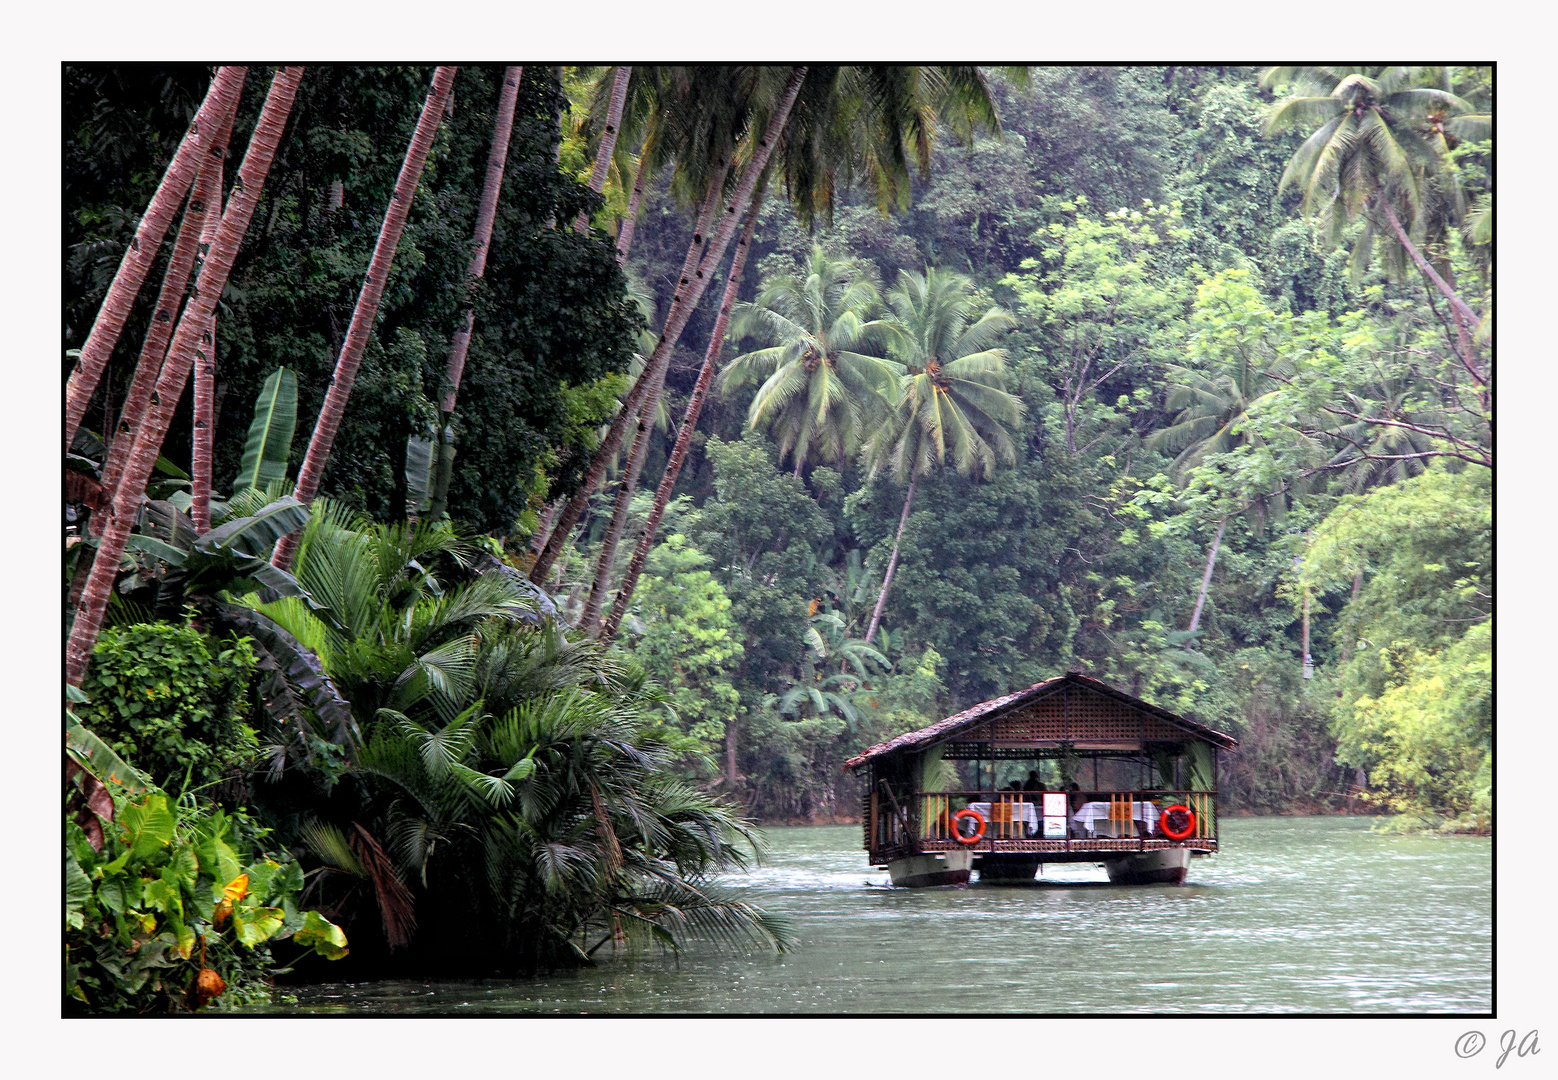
xmin=65 ymin=789 xmax=348 ymax=1014
xmin=77 ymin=622 xmax=259 ymax=793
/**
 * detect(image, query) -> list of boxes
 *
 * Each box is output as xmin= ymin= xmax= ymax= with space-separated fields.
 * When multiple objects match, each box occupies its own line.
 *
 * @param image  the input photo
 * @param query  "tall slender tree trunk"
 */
xmin=865 ymin=478 xmax=916 ymax=645
xmin=725 ymin=716 xmax=740 ymax=791
xmin=272 ymin=66 xmax=457 ymax=572
xmin=572 ymin=66 xmax=630 ymax=233
xmin=94 ymin=86 xmax=244 ymax=524
xmin=1186 ymin=516 xmax=1226 ymax=637
xmin=541 ymin=164 xmax=725 ymax=592
xmin=614 ymin=129 xmax=652 ymax=267
xmin=190 ymin=157 xmax=225 ymax=531
xmin=1379 ymin=201 xmax=1485 ymax=364
xmin=530 ymin=65 xmax=808 ymax=587
xmin=602 ymin=188 xmax=764 ymax=639
xmin=65 ymin=66 xmax=249 ymax=453
xmin=1338 ymin=568 xmax=1363 ymax=665
xmin=68 ymin=67 xmax=303 ymax=687
xmin=427 ymin=65 xmax=523 ymax=521
xmin=580 ymin=166 xmax=731 ymax=628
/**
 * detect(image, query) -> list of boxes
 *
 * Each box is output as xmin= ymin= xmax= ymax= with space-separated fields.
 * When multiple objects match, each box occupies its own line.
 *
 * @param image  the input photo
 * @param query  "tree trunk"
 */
xmin=580 ymin=164 xmax=733 ymax=629
xmin=865 ymin=478 xmax=916 ymax=645
xmin=572 ymin=66 xmax=630 ymax=233
xmin=538 ymin=165 xmax=726 ymax=591
xmin=614 ymin=130 xmax=652 ymax=267
xmin=1379 ymin=201 xmax=1485 ymax=365
xmin=272 ymin=66 xmax=457 ymax=571
xmin=190 ymin=157 xmax=225 ymax=531
xmin=65 ymin=66 xmax=249 ymax=453
xmin=725 ymin=716 xmax=739 ymax=792
xmin=427 ymin=65 xmax=523 ymax=521
xmin=600 ymin=187 xmax=764 ymax=640
xmin=1186 ymin=516 xmax=1226 ymax=637
xmin=1338 ymin=568 xmax=1363 ymax=665
xmin=530 ymin=66 xmax=808 ymax=587
xmin=68 ymin=67 xmax=303 ymax=687
xmin=94 ymin=90 xmax=244 ymax=526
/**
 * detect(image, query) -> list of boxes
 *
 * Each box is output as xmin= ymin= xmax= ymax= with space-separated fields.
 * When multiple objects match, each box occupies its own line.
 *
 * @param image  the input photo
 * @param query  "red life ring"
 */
xmin=1160 ymin=804 xmax=1196 ymax=840
xmin=952 ymin=808 xmax=987 ymax=845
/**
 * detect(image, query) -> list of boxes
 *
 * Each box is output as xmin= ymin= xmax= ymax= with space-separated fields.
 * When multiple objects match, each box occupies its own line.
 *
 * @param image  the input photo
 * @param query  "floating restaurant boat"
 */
xmin=843 ymin=673 xmax=1238 ymax=887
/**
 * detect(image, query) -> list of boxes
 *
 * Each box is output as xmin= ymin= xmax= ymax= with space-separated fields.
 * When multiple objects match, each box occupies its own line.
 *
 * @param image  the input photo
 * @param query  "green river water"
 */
xmin=260 ymin=816 xmax=1491 ymax=1015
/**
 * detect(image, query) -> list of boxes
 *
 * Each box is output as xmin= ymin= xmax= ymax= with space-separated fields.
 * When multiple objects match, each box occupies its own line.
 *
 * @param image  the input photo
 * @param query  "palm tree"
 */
xmin=1262 ymin=66 xmax=1484 ymax=355
xmin=426 ymin=66 xmax=524 ymax=522
xmin=68 ymin=67 xmax=304 ymax=688
xmin=598 ymin=186 xmax=765 ymax=640
xmin=94 ymin=83 xmax=245 ymax=520
xmin=1146 ymin=278 xmax=1299 ymax=637
xmin=64 ymin=66 xmax=248 ymax=453
xmin=190 ymin=155 xmax=225 ymax=531
xmin=572 ymin=66 xmax=631 ymax=233
xmin=766 ymin=612 xmax=889 ymax=732
xmin=271 ymin=66 xmax=457 ymax=573
xmin=258 ymin=504 xmax=787 ymax=970
xmin=721 ymin=246 xmax=902 ymax=477
xmin=529 ymin=66 xmax=810 ymax=587
xmin=860 ymin=268 xmax=1023 ymax=644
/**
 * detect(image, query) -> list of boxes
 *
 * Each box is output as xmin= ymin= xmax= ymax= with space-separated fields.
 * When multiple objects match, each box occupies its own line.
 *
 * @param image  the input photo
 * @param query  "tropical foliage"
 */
xmin=63 ymin=62 xmax=1494 ymax=1009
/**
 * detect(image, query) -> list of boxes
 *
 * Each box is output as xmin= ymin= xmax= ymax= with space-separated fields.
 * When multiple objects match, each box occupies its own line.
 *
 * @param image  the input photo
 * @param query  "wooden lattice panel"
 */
xmin=971 ymin=684 xmax=1192 ymax=743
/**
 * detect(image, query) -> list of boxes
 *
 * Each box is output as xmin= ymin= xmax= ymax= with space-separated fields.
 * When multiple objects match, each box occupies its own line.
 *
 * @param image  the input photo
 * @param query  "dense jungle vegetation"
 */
xmin=63 ymin=65 xmax=1491 ymax=1009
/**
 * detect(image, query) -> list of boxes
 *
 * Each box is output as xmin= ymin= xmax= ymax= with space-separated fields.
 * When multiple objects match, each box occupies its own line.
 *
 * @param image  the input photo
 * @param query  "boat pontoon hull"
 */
xmin=886 ymin=850 xmax=972 ymax=887
xmin=1102 ymin=847 xmax=1190 ymax=885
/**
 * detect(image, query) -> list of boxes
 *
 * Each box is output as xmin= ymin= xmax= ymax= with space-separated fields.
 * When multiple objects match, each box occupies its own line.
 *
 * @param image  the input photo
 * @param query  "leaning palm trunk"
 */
xmin=64 ymin=66 xmax=249 ymax=453
xmin=865 ymin=478 xmax=916 ymax=645
xmin=272 ymin=66 xmax=457 ymax=571
xmin=601 ymin=190 xmax=763 ymax=640
xmin=426 ymin=65 xmax=523 ymax=521
xmin=579 ymin=165 xmax=732 ymax=627
xmin=530 ymin=65 xmax=808 ymax=587
xmin=544 ymin=164 xmax=725 ymax=594
xmin=1379 ymin=200 xmax=1486 ymax=367
xmin=1186 ymin=516 xmax=1226 ymax=637
xmin=68 ymin=67 xmax=304 ymax=687
xmin=614 ymin=129 xmax=652 ymax=266
xmin=190 ymin=158 xmax=225 ymax=531
xmin=94 ymin=89 xmax=244 ymax=524
xmin=572 ymin=66 xmax=630 ymax=233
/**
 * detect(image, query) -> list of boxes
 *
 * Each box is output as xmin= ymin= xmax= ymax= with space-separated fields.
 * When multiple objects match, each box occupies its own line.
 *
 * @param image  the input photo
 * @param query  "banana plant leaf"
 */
xmin=234 ymin=367 xmax=298 ymax=492
xmin=195 ymin=496 xmax=310 ymax=560
xmin=66 ymin=711 xmax=150 ymax=793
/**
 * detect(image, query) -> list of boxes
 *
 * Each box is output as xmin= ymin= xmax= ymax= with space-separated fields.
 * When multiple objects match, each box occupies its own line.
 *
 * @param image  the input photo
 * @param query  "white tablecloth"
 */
xmin=1071 ymin=800 xmax=1160 ymax=837
xmin=967 ymin=801 xmax=1040 ymax=838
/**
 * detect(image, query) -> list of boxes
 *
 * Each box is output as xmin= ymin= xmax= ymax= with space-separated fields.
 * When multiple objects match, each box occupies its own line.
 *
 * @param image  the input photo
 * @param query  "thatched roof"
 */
xmin=843 ymin=672 xmax=1237 ymax=772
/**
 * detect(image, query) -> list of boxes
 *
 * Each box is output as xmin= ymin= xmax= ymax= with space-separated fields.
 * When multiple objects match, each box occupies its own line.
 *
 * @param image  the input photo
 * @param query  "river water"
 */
xmin=263 ymin=816 xmax=1491 ymax=1015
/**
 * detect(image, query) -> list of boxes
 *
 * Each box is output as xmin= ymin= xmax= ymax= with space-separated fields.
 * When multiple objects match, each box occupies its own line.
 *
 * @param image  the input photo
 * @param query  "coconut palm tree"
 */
xmin=1146 ymin=291 xmax=1299 ymax=637
xmin=426 ymin=66 xmax=524 ymax=522
xmin=528 ymin=67 xmax=809 ymax=587
xmin=1262 ymin=66 xmax=1484 ymax=354
xmin=721 ymin=246 xmax=902 ymax=477
xmin=68 ymin=67 xmax=304 ymax=688
xmin=860 ymin=268 xmax=1022 ymax=644
xmin=271 ymin=66 xmax=457 ymax=573
xmin=64 ymin=66 xmax=248 ymax=454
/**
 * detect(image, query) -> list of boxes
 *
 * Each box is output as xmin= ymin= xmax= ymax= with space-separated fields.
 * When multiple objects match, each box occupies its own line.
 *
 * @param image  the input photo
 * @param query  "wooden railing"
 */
xmin=914 ymin=790 xmax=1217 ymax=844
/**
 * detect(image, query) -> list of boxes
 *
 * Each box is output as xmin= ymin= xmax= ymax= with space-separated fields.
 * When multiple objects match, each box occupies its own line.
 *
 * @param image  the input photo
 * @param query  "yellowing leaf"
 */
xmin=222 ymin=874 xmax=249 ymax=905
xmin=294 ymin=910 xmax=349 ymax=960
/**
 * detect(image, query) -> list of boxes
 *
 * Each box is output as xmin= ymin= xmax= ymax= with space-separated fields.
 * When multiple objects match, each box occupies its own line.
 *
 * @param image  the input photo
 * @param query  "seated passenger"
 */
xmin=1022 ymin=770 xmax=1042 ymax=791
